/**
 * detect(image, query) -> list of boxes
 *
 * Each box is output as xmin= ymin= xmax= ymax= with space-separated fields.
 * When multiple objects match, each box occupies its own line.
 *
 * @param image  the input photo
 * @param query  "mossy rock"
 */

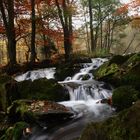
xmin=125 ymin=53 xmax=140 ymax=66
xmin=81 ymin=74 xmax=91 ymax=80
xmin=17 ymin=78 xmax=69 ymax=101
xmin=55 ymin=63 xmax=82 ymax=81
xmin=7 ymin=100 xmax=35 ymax=123
xmin=80 ymin=100 xmax=140 ymax=140
xmin=0 ymin=74 xmax=12 ymax=84
xmin=94 ymin=53 xmax=140 ymax=88
xmin=0 ymin=122 xmax=29 ymax=140
xmin=0 ymin=74 xmax=14 ymax=111
xmin=109 ymin=55 xmax=130 ymax=65
xmin=121 ymin=62 xmax=140 ymax=90
xmin=95 ymin=62 xmax=119 ymax=80
xmin=7 ymin=100 xmax=73 ymax=127
xmin=112 ymin=86 xmax=139 ymax=111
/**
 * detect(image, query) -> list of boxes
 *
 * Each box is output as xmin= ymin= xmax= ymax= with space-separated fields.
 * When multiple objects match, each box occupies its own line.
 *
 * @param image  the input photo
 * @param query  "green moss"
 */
xmin=95 ymin=62 xmax=119 ymax=80
xmin=12 ymin=122 xmax=29 ymax=140
xmin=7 ymin=100 xmax=36 ymax=123
xmin=0 ymin=84 xmax=6 ymax=111
xmin=112 ymin=86 xmax=139 ymax=111
xmin=80 ymin=101 xmax=140 ymax=140
xmin=55 ymin=63 xmax=82 ymax=81
xmin=7 ymin=100 xmax=27 ymax=122
xmin=81 ymin=74 xmax=91 ymax=80
xmin=0 ymin=122 xmax=28 ymax=140
xmin=0 ymin=127 xmax=13 ymax=140
xmin=125 ymin=53 xmax=140 ymax=66
xmin=0 ymin=74 xmax=12 ymax=84
xmin=0 ymin=74 xmax=13 ymax=111
xmin=109 ymin=55 xmax=130 ymax=65
xmin=17 ymin=78 xmax=69 ymax=102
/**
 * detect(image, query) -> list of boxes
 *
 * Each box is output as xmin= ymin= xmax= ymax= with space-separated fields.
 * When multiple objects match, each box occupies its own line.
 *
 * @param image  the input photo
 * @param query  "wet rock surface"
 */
xmin=79 ymin=100 xmax=140 ymax=140
xmin=8 ymin=100 xmax=74 ymax=124
xmin=0 ymin=100 xmax=74 ymax=139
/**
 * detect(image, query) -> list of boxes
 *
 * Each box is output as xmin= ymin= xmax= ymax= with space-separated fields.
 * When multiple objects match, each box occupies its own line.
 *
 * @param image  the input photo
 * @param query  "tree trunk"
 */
xmin=0 ymin=0 xmax=17 ymax=66
xmin=88 ymin=0 xmax=95 ymax=52
xmin=30 ymin=0 xmax=36 ymax=63
xmin=55 ymin=0 xmax=73 ymax=61
xmin=64 ymin=29 xmax=72 ymax=61
xmin=7 ymin=37 xmax=16 ymax=65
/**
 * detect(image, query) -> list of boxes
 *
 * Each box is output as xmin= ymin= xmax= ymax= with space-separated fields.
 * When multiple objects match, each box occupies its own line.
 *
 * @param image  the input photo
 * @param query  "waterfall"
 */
xmin=15 ymin=68 xmax=56 ymax=82
xmin=59 ymin=58 xmax=112 ymax=117
xmin=20 ymin=58 xmax=113 ymax=140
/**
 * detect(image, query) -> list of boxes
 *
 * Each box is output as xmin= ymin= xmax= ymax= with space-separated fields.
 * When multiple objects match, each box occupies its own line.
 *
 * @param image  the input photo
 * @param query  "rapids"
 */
xmin=16 ymin=58 xmax=113 ymax=140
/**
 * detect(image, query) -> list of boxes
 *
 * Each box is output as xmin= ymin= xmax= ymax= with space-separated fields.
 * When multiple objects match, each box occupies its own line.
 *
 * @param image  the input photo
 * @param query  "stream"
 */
xmin=16 ymin=58 xmax=114 ymax=140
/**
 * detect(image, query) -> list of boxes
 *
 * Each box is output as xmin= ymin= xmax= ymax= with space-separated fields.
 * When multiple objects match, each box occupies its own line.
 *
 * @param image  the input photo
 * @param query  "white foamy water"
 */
xmin=15 ymin=68 xmax=56 ymax=81
xmin=58 ymin=58 xmax=112 ymax=118
xmin=21 ymin=58 xmax=113 ymax=140
xmin=15 ymin=58 xmax=112 ymax=117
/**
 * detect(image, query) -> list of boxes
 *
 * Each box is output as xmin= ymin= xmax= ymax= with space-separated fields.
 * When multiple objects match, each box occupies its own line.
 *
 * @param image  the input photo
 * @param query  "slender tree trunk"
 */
xmin=84 ymin=7 xmax=90 ymax=52
xmin=109 ymin=23 xmax=115 ymax=49
xmin=123 ymin=34 xmax=136 ymax=54
xmin=107 ymin=20 xmax=111 ymax=53
xmin=64 ymin=27 xmax=72 ymax=61
xmin=30 ymin=0 xmax=36 ymax=63
xmin=88 ymin=0 xmax=95 ymax=52
xmin=55 ymin=0 xmax=73 ymax=61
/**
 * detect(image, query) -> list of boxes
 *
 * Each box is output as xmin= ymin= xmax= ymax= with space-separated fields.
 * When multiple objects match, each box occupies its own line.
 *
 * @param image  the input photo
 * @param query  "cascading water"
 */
xmin=15 ymin=67 xmax=56 ymax=82
xmin=58 ymin=58 xmax=112 ymax=118
xmin=16 ymin=58 xmax=113 ymax=140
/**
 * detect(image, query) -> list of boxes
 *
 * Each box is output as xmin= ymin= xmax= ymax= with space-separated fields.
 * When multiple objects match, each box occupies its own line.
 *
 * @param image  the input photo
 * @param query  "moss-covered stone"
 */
xmin=125 ymin=53 xmax=140 ymax=66
xmin=55 ymin=63 xmax=82 ymax=81
xmin=121 ymin=62 xmax=140 ymax=90
xmin=95 ymin=62 xmax=119 ymax=80
xmin=81 ymin=74 xmax=91 ymax=80
xmin=0 ymin=74 xmax=12 ymax=84
xmin=17 ymin=78 xmax=69 ymax=101
xmin=94 ymin=53 xmax=140 ymax=89
xmin=109 ymin=55 xmax=131 ymax=65
xmin=1 ymin=74 xmax=69 ymax=112
xmin=0 ymin=74 xmax=13 ymax=111
xmin=112 ymin=86 xmax=139 ymax=111
xmin=80 ymin=100 xmax=140 ymax=140
xmin=0 ymin=122 xmax=29 ymax=140
xmin=7 ymin=100 xmax=73 ymax=128
xmin=7 ymin=100 xmax=33 ymax=123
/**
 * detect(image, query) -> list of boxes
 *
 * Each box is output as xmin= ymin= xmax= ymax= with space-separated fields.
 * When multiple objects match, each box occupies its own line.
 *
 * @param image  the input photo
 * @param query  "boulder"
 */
xmin=108 ymin=55 xmax=131 ymax=65
xmin=55 ymin=63 xmax=83 ymax=81
xmin=94 ymin=62 xmax=120 ymax=85
xmin=112 ymin=86 xmax=139 ymax=111
xmin=0 ymin=122 xmax=29 ymax=140
xmin=79 ymin=100 xmax=140 ymax=140
xmin=7 ymin=100 xmax=74 ymax=127
xmin=0 ymin=74 xmax=14 ymax=111
xmin=17 ymin=78 xmax=69 ymax=101
xmin=94 ymin=53 xmax=140 ymax=89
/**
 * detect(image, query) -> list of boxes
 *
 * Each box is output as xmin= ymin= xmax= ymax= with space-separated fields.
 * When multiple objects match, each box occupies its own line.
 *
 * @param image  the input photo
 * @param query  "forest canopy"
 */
xmin=0 ymin=0 xmax=140 ymax=66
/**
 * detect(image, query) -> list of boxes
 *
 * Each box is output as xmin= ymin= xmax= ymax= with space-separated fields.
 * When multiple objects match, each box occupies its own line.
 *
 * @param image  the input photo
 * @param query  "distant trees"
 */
xmin=0 ymin=0 xmax=77 ymax=65
xmin=81 ymin=0 xmax=131 ymax=54
xmin=0 ymin=0 xmax=140 ymax=66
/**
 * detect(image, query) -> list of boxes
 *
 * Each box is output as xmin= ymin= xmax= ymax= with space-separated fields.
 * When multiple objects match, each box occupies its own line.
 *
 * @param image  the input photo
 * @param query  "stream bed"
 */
xmin=16 ymin=58 xmax=114 ymax=140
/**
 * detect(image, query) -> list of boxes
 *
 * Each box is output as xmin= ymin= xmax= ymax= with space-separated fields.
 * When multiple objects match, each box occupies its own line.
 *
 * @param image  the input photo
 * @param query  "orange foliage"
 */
xmin=131 ymin=16 xmax=140 ymax=28
xmin=0 ymin=25 xmax=5 ymax=34
xmin=116 ymin=0 xmax=140 ymax=15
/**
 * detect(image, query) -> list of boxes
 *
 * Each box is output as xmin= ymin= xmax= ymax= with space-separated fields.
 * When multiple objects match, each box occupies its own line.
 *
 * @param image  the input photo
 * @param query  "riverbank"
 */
xmin=0 ymin=53 xmax=140 ymax=140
